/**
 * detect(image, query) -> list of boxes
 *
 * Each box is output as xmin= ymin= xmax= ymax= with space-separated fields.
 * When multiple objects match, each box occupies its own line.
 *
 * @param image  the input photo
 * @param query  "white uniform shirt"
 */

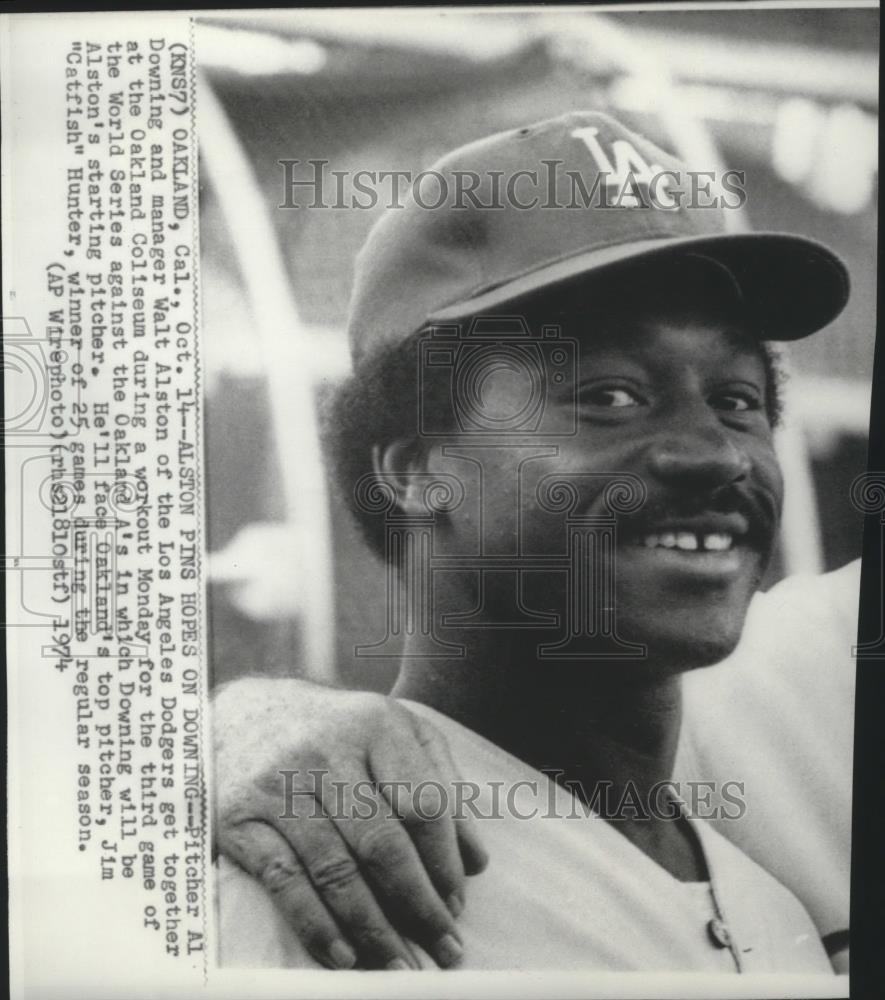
xmin=218 ymin=698 xmax=832 ymax=973
xmin=677 ymin=559 xmax=857 ymax=948
xmin=217 ymin=562 xmax=859 ymax=973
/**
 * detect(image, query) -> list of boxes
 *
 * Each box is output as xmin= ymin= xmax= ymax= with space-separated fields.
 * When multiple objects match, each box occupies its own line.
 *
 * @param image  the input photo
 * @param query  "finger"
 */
xmin=408 ymin=713 xmax=490 ymax=877
xmin=319 ymin=766 xmax=465 ymax=968
xmin=219 ymin=818 xmax=358 ymax=970
xmin=371 ymin=724 xmax=467 ymax=911
xmin=274 ymin=792 xmax=422 ymax=970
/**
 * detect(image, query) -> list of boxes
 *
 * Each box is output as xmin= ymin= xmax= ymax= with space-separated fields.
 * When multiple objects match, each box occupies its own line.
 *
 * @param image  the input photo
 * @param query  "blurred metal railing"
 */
xmin=198 ymin=72 xmax=336 ymax=679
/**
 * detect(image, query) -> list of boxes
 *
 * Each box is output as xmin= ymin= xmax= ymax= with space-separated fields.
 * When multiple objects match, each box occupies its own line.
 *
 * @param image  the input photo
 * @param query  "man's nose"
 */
xmin=645 ymin=425 xmax=752 ymax=491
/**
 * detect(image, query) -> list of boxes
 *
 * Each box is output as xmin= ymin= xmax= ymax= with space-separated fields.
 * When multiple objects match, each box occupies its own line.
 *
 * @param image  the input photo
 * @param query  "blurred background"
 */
xmin=196 ymin=7 xmax=879 ymax=692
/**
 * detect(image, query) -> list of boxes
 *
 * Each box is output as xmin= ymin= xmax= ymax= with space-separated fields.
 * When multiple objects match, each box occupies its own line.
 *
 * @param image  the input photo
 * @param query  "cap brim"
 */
xmin=427 ymin=232 xmax=850 ymax=341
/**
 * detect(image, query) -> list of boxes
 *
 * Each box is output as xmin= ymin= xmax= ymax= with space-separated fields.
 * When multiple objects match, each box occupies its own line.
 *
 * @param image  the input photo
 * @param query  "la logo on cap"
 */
xmin=571 ymin=125 xmax=678 ymax=209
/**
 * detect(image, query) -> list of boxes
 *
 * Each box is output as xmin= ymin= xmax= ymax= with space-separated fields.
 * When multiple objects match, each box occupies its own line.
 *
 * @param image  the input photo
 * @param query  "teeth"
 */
xmin=638 ymin=531 xmax=735 ymax=552
xmin=703 ymin=533 xmax=733 ymax=551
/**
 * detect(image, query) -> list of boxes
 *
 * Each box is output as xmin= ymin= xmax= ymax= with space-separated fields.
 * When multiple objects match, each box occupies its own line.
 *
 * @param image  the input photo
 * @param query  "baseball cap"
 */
xmin=347 ymin=110 xmax=849 ymax=364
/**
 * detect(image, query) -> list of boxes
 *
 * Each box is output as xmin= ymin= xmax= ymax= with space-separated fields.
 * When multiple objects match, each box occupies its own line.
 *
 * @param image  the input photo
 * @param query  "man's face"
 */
xmin=425 ymin=273 xmax=784 ymax=670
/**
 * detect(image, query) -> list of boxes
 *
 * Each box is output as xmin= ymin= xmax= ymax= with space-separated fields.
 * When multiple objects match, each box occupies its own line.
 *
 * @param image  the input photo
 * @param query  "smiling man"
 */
xmin=214 ymin=111 xmax=851 ymax=975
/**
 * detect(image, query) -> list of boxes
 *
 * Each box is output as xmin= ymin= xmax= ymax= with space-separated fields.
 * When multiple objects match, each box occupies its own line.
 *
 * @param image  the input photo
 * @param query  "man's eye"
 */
xmin=712 ymin=390 xmax=762 ymax=412
xmin=581 ymin=386 xmax=642 ymax=408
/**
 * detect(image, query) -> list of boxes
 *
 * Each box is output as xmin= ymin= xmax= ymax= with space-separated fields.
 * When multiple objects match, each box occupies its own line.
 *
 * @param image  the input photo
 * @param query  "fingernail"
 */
xmin=328 ymin=939 xmax=357 ymax=969
xmin=386 ymin=957 xmax=410 ymax=970
xmin=447 ymin=889 xmax=464 ymax=918
xmin=434 ymin=932 xmax=463 ymax=967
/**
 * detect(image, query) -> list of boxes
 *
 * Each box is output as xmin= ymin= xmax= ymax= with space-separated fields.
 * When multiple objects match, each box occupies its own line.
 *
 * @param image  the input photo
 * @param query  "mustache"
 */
xmin=614 ymin=480 xmax=780 ymax=547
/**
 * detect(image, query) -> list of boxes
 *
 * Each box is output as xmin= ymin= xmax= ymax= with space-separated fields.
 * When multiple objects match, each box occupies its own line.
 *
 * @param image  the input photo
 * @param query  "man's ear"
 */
xmin=371 ymin=438 xmax=432 ymax=517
